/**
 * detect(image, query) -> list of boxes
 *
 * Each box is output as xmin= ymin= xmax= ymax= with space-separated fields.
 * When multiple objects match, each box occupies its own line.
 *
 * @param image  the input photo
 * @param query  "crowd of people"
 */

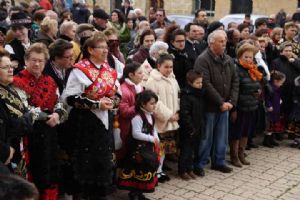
xmin=1 ymin=0 xmax=300 ymax=200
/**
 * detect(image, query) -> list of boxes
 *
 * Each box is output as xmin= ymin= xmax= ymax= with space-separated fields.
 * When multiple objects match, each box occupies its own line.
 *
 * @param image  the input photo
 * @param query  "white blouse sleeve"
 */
xmin=61 ymin=68 xmax=92 ymax=104
xmin=131 ymin=115 xmax=156 ymax=143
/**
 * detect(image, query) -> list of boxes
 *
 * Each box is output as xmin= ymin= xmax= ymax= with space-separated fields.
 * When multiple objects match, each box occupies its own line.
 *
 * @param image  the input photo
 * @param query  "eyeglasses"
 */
xmin=93 ymin=46 xmax=109 ymax=50
xmin=109 ymin=39 xmax=119 ymax=43
xmin=62 ymin=55 xmax=73 ymax=60
xmin=174 ymin=40 xmax=185 ymax=43
xmin=28 ymin=58 xmax=45 ymax=64
xmin=12 ymin=26 xmax=25 ymax=32
xmin=0 ymin=65 xmax=13 ymax=71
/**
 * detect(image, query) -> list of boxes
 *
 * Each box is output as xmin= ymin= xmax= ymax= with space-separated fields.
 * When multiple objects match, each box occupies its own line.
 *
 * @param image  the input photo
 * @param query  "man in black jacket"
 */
xmin=184 ymin=23 xmax=207 ymax=66
xmin=194 ymin=30 xmax=239 ymax=176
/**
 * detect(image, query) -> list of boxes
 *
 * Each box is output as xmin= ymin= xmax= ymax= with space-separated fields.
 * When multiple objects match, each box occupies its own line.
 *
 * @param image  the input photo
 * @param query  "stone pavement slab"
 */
xmin=109 ymin=139 xmax=300 ymax=200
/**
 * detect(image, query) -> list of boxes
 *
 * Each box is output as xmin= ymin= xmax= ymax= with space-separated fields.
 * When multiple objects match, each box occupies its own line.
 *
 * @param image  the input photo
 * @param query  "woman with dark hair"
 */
xmin=238 ymin=23 xmax=250 ymax=41
xmin=118 ymin=90 xmax=159 ymax=200
xmin=108 ymin=9 xmax=131 ymax=52
xmin=116 ymin=62 xmax=144 ymax=161
xmin=61 ymin=31 xmax=120 ymax=200
xmin=132 ymin=29 xmax=156 ymax=64
xmin=164 ymin=25 xmax=192 ymax=88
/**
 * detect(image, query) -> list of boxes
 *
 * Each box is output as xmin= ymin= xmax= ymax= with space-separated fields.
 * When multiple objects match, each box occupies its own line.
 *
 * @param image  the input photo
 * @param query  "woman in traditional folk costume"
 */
xmin=61 ymin=32 xmax=119 ymax=200
xmin=0 ymin=48 xmax=46 ymax=175
xmin=13 ymin=43 xmax=67 ymax=200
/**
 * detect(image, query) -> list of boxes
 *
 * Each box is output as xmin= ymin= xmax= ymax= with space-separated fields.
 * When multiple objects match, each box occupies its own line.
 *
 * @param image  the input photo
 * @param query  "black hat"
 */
xmin=207 ymin=21 xmax=224 ymax=35
xmin=93 ymin=9 xmax=109 ymax=20
xmin=10 ymin=11 xmax=32 ymax=28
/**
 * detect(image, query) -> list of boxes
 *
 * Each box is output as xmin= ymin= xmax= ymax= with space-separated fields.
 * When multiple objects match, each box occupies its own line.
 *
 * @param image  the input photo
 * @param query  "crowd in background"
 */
xmin=1 ymin=0 xmax=300 ymax=200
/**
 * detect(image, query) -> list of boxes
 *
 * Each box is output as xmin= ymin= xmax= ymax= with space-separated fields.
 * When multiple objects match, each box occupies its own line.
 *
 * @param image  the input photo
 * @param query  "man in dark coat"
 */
xmin=184 ymin=23 xmax=207 ymax=66
xmin=271 ymin=41 xmax=300 ymax=117
xmin=194 ymin=30 xmax=239 ymax=176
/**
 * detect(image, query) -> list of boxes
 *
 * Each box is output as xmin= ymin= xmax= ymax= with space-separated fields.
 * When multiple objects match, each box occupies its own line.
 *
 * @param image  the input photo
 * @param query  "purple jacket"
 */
xmin=265 ymin=83 xmax=281 ymax=122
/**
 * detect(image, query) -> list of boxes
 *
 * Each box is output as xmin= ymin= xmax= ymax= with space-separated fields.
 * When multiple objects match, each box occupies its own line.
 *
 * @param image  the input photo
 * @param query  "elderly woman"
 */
xmin=140 ymin=41 xmax=168 ymax=85
xmin=35 ymin=16 xmax=58 ymax=47
xmin=0 ymin=48 xmax=37 ymax=174
xmin=230 ymin=43 xmax=262 ymax=168
xmin=61 ymin=32 xmax=120 ymax=200
xmin=59 ymin=21 xmax=78 ymax=42
xmin=13 ymin=43 xmax=67 ymax=200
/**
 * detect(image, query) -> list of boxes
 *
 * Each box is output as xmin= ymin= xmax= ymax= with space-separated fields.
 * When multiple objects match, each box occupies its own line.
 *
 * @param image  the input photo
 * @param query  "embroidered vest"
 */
xmin=74 ymin=59 xmax=117 ymax=101
xmin=13 ymin=69 xmax=58 ymax=112
xmin=138 ymin=111 xmax=155 ymax=137
xmin=0 ymin=85 xmax=26 ymax=118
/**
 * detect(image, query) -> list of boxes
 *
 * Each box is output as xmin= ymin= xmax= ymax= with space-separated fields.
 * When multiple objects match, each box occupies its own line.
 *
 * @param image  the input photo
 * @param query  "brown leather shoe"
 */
xmin=179 ymin=172 xmax=190 ymax=180
xmin=187 ymin=171 xmax=197 ymax=179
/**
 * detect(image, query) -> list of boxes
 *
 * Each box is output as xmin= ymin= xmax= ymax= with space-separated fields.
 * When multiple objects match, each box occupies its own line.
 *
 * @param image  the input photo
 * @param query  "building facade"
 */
xmin=88 ymin=0 xmax=298 ymax=20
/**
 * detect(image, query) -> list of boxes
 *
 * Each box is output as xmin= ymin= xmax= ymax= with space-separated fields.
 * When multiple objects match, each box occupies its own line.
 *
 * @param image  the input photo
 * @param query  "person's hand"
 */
xmin=230 ymin=111 xmax=237 ymax=123
xmin=226 ymin=102 xmax=233 ymax=111
xmin=46 ymin=113 xmax=60 ymax=127
xmin=267 ymin=107 xmax=273 ymax=112
xmin=4 ymin=147 xmax=15 ymax=165
xmin=169 ymin=113 xmax=179 ymax=122
xmin=220 ymin=103 xmax=227 ymax=112
xmin=220 ymin=102 xmax=232 ymax=112
xmin=100 ymin=97 xmax=114 ymax=110
xmin=289 ymin=57 xmax=295 ymax=63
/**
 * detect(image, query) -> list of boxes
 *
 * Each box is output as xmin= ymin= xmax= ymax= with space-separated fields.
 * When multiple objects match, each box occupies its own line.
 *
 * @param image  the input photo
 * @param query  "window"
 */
xmin=231 ymin=0 xmax=253 ymax=14
xmin=195 ymin=0 xmax=215 ymax=17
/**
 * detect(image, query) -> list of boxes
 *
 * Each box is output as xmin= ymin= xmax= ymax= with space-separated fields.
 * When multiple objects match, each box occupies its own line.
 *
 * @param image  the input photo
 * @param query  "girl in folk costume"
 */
xmin=116 ymin=61 xmax=144 ymax=161
xmin=264 ymin=71 xmax=286 ymax=148
xmin=118 ymin=90 xmax=160 ymax=200
xmin=13 ymin=43 xmax=68 ymax=200
xmin=61 ymin=32 xmax=120 ymax=200
xmin=145 ymin=53 xmax=180 ymax=182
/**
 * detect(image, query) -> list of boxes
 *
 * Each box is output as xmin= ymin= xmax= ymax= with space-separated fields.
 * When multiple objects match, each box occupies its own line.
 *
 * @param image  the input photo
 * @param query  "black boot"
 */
xmin=263 ymin=135 xmax=274 ymax=148
xmin=270 ymin=134 xmax=279 ymax=146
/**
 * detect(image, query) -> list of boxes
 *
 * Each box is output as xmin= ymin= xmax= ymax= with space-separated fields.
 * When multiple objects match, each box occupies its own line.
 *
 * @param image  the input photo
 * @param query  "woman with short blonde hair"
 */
xmin=35 ymin=17 xmax=58 ymax=46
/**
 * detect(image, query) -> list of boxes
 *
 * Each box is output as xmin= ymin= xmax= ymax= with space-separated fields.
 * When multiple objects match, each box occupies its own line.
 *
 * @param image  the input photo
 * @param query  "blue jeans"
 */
xmin=195 ymin=111 xmax=229 ymax=168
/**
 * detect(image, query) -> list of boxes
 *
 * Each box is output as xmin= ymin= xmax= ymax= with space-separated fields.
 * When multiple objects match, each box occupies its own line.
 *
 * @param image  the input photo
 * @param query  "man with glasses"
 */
xmin=150 ymin=8 xmax=170 ymax=30
xmin=5 ymin=11 xmax=32 ymax=74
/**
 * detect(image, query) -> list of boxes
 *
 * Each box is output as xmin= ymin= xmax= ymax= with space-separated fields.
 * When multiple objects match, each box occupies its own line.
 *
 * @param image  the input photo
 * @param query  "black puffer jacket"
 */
xmin=235 ymin=61 xmax=261 ymax=111
xmin=179 ymin=85 xmax=205 ymax=138
xmin=169 ymin=46 xmax=193 ymax=89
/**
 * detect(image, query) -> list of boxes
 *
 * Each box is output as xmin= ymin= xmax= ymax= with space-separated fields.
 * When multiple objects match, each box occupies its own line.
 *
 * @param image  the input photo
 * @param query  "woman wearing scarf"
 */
xmin=230 ymin=43 xmax=262 ymax=168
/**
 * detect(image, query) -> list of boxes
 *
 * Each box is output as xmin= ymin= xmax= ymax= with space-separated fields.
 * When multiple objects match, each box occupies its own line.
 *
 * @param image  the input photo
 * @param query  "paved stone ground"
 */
xmin=108 ymin=137 xmax=300 ymax=200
